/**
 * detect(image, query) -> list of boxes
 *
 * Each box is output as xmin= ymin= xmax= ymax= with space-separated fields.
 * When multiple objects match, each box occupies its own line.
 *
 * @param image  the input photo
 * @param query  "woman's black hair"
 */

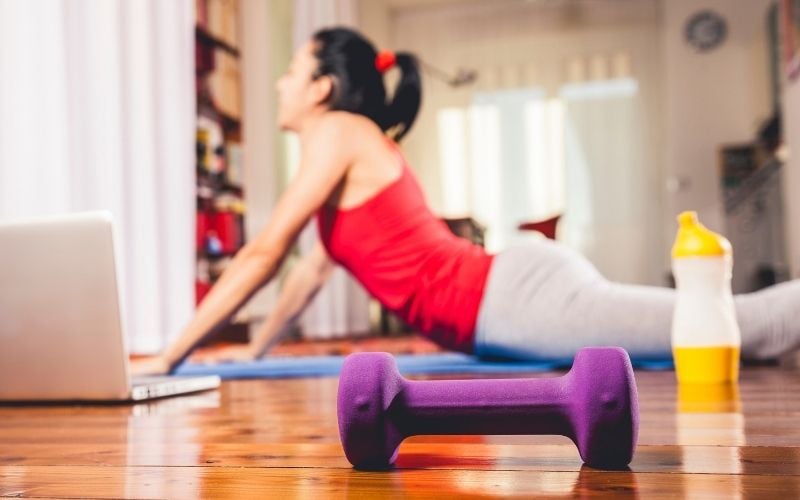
xmin=311 ymin=27 xmax=421 ymax=142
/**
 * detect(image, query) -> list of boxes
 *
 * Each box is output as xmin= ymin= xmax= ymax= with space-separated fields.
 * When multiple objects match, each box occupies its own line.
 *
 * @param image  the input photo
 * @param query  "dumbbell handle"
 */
xmin=393 ymin=376 xmax=574 ymax=438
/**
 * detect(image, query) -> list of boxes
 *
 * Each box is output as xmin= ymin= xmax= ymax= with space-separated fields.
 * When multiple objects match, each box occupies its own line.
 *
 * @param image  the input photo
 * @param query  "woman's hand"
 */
xmin=129 ymin=356 xmax=172 ymax=376
xmin=193 ymin=344 xmax=259 ymax=365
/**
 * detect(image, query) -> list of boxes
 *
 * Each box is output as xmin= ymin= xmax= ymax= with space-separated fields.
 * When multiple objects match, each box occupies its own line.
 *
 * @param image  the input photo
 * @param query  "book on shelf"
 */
xmin=196 ymin=116 xmax=225 ymax=174
xmin=208 ymin=49 xmax=241 ymax=119
xmin=226 ymin=142 xmax=243 ymax=186
xmin=204 ymin=0 xmax=239 ymax=50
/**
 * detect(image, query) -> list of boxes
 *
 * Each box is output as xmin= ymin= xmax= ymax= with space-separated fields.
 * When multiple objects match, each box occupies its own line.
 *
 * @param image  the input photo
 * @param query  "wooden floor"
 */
xmin=2 ymin=361 xmax=800 ymax=498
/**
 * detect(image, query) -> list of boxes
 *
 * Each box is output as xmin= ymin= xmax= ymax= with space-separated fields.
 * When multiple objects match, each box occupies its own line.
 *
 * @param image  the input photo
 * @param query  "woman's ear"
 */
xmin=311 ymin=75 xmax=336 ymax=107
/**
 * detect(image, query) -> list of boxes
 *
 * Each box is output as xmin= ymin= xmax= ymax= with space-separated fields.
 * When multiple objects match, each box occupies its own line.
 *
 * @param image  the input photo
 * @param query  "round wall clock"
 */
xmin=684 ymin=10 xmax=727 ymax=52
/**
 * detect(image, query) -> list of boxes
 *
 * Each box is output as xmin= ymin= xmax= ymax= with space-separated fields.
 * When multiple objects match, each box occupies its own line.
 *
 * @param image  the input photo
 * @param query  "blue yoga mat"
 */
xmin=174 ymin=353 xmax=673 ymax=380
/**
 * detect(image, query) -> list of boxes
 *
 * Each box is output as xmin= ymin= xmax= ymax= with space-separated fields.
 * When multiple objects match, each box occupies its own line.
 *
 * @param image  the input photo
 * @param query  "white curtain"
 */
xmin=0 ymin=0 xmax=195 ymax=353
xmin=291 ymin=0 xmax=371 ymax=338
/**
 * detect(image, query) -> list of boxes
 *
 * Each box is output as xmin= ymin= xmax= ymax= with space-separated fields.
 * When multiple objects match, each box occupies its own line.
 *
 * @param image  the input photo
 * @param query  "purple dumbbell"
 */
xmin=337 ymin=346 xmax=638 ymax=470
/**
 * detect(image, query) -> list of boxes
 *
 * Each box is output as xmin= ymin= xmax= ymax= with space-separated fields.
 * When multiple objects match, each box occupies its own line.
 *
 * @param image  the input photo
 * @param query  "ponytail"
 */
xmin=311 ymin=28 xmax=422 ymax=142
xmin=381 ymin=53 xmax=421 ymax=143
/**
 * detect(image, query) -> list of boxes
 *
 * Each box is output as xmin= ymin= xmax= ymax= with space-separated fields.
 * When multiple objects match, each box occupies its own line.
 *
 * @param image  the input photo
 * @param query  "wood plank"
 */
xmin=2 ymin=443 xmax=800 ymax=475
xmin=2 ymin=465 xmax=800 ymax=499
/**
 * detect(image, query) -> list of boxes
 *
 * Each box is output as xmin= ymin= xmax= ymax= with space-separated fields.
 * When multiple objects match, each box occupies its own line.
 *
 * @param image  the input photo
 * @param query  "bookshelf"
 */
xmin=194 ymin=0 xmax=246 ymax=308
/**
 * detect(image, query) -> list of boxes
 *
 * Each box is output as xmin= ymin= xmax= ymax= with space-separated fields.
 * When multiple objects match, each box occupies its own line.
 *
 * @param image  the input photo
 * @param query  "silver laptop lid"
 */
xmin=0 ymin=211 xmax=132 ymax=400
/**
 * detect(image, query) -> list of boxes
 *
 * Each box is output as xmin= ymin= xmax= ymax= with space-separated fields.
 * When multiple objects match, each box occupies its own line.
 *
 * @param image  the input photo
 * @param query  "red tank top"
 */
xmin=316 ymin=141 xmax=494 ymax=353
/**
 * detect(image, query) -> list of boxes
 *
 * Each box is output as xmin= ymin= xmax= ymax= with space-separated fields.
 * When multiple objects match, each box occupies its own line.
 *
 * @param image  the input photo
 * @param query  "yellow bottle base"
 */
xmin=677 ymin=382 xmax=741 ymax=413
xmin=673 ymin=345 xmax=740 ymax=384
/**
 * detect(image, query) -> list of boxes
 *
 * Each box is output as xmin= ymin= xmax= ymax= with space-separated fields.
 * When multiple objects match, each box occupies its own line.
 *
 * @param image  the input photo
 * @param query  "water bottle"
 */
xmin=671 ymin=211 xmax=741 ymax=384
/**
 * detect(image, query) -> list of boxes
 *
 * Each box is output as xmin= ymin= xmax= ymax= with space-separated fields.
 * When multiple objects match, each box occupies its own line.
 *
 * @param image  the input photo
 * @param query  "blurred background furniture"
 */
xmin=518 ymin=214 xmax=562 ymax=241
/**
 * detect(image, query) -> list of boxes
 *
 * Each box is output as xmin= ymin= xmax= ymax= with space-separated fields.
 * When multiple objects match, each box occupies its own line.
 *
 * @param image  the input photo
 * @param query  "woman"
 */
xmin=133 ymin=27 xmax=800 ymax=375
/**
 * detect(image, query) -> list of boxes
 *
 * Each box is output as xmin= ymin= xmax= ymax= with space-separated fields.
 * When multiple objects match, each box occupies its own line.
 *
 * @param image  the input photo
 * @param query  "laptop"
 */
xmin=0 ymin=211 xmax=220 ymax=401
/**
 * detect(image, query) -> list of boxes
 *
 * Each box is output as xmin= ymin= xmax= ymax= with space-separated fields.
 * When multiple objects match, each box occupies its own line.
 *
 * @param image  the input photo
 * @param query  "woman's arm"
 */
xmin=248 ymin=241 xmax=335 ymax=357
xmin=156 ymin=241 xmax=278 ymax=370
xmin=131 ymin=115 xmax=355 ymax=375
xmin=201 ymin=241 xmax=334 ymax=363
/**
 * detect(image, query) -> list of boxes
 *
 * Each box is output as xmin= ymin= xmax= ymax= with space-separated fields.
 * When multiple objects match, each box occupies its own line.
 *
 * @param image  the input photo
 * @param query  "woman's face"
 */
xmin=275 ymin=41 xmax=332 ymax=132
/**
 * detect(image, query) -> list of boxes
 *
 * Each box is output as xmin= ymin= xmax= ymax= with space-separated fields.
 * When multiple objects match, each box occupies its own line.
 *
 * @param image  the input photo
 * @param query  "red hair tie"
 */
xmin=375 ymin=50 xmax=396 ymax=74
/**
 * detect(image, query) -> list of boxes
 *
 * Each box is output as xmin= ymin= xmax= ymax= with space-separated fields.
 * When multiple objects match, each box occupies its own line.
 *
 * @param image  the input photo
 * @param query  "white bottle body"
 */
xmin=671 ymin=256 xmax=741 ymax=348
xmin=671 ymin=256 xmax=741 ymax=384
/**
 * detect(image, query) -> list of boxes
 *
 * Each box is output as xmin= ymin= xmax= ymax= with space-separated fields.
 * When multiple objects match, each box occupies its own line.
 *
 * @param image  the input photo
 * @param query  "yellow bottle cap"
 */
xmin=672 ymin=211 xmax=731 ymax=258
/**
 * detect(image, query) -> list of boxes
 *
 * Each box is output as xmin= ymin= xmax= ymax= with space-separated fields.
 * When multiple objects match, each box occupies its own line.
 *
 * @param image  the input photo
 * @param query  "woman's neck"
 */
xmin=296 ymin=108 xmax=329 ymax=142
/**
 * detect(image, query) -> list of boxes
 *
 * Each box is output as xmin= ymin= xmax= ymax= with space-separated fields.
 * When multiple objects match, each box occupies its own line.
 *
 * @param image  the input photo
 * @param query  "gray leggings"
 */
xmin=474 ymin=239 xmax=800 ymax=361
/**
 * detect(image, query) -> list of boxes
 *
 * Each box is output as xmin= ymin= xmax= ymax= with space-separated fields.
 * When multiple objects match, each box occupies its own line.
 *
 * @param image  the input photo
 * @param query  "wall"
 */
xmin=782 ymin=74 xmax=800 ymax=276
xmin=659 ymin=0 xmax=774 ymax=246
xmin=357 ymin=0 xmax=391 ymax=50
xmin=782 ymin=45 xmax=800 ymax=368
